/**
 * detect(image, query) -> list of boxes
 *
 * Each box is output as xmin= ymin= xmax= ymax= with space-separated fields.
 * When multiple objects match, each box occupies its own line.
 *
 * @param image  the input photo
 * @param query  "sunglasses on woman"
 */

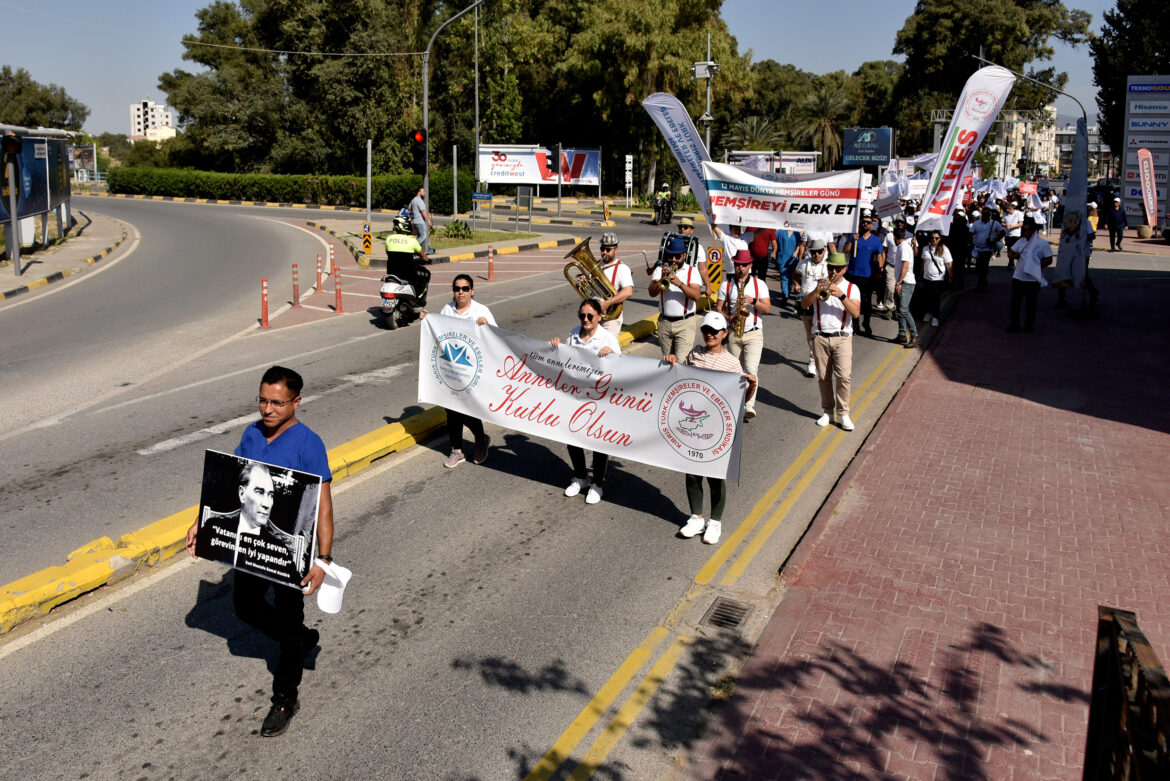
xmin=452 ymin=285 xmax=472 ymax=292
xmin=578 ymin=312 xmax=597 ymax=321
xmin=700 ymin=326 xmax=723 ymax=336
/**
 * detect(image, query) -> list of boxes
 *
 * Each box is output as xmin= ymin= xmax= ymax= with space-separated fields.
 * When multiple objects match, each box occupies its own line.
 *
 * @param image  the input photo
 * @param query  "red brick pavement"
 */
xmin=687 ymin=260 xmax=1170 ymax=779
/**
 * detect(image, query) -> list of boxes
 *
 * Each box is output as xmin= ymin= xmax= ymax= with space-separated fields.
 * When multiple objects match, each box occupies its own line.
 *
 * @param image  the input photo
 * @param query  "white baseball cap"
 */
xmin=701 ymin=311 xmax=728 ymax=331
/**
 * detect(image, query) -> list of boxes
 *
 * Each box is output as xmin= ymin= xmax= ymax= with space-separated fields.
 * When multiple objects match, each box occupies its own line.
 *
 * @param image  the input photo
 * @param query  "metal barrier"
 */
xmin=1083 ymin=606 xmax=1170 ymax=779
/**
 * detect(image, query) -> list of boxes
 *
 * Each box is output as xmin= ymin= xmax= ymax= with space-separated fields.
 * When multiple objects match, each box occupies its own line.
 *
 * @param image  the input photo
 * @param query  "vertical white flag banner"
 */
xmin=917 ymin=66 xmax=1016 ymax=235
xmin=643 ymin=92 xmax=713 ymax=221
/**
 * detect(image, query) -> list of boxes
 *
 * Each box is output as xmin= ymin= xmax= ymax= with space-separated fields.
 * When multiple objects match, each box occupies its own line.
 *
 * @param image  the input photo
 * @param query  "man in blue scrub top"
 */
xmin=187 ymin=365 xmax=334 ymax=737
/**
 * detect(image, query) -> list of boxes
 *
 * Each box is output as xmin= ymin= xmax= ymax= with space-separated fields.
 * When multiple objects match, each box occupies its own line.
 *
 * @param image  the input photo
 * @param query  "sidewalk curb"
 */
xmin=0 ymin=315 xmax=661 ymax=635
xmin=0 ymin=227 xmax=128 ymax=301
xmin=306 ymin=221 xmax=582 ymax=267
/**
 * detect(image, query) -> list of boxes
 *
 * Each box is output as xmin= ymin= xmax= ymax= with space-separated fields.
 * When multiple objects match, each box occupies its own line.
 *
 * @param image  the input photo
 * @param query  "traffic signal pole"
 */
xmin=422 ymin=0 xmax=486 ymax=200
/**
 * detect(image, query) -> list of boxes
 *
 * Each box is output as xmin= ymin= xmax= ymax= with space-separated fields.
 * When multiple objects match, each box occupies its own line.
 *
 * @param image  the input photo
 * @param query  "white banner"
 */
xmin=417 ymin=316 xmax=746 ymax=480
xmin=702 ymin=162 xmax=864 ymax=233
xmin=918 ymin=66 xmax=1016 ymax=234
xmin=643 ymin=92 xmax=713 ymax=221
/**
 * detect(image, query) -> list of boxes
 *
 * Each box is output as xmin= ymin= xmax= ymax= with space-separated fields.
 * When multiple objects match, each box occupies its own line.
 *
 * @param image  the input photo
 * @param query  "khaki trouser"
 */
xmin=881 ymin=263 xmax=897 ymax=311
xmin=656 ymin=314 xmax=697 ymax=360
xmin=800 ymin=313 xmax=814 ymax=359
xmin=728 ymin=328 xmax=763 ymax=413
xmin=601 ymin=317 xmax=623 ymax=339
xmin=813 ymin=332 xmax=853 ymax=416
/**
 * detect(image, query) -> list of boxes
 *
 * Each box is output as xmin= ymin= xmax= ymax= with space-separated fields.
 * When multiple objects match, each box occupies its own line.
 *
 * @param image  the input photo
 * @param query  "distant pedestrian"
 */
xmin=839 ymin=211 xmax=883 ymax=335
xmin=889 ymin=226 xmax=918 ymax=347
xmin=410 ymin=186 xmax=434 ymax=255
xmin=1100 ymin=196 xmax=1128 ymax=252
xmin=773 ymin=228 xmax=805 ymax=306
xmin=1006 ymin=217 xmax=1052 ymax=333
xmin=919 ymin=230 xmax=952 ymax=330
xmin=668 ymin=311 xmax=755 ymax=546
xmin=970 ymin=208 xmax=1005 ymax=291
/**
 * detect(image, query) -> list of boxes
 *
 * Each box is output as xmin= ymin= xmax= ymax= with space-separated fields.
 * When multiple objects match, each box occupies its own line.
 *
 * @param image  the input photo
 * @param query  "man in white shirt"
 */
xmin=650 ymin=236 xmax=703 ymax=359
xmin=1001 ymin=201 xmax=1024 ymax=271
xmin=800 ymin=252 xmax=861 ymax=431
xmin=889 ymin=226 xmax=918 ymax=347
xmin=596 ymin=232 xmax=634 ymax=338
xmin=793 ymin=238 xmax=830 ymax=377
xmin=1005 ymin=217 xmax=1052 ymax=333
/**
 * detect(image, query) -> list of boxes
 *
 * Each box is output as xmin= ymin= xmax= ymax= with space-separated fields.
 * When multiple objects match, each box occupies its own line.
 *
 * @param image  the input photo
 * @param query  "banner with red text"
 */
xmin=418 ymin=315 xmax=746 ymax=480
xmin=701 ymin=163 xmax=864 ymax=234
xmin=917 ymin=66 xmax=1016 ymax=235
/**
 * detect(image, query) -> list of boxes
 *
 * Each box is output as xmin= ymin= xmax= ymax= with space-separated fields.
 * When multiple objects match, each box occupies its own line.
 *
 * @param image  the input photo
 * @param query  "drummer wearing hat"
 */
xmin=596 ymin=231 xmax=635 ymax=337
xmin=650 ymin=235 xmax=704 ymax=360
xmin=677 ymin=216 xmax=713 ymax=297
xmin=800 ymin=252 xmax=861 ymax=431
xmin=716 ymin=248 xmax=771 ymax=419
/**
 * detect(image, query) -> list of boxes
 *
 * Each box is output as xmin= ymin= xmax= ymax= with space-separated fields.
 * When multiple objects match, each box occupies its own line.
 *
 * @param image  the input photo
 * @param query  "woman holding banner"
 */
xmin=666 ymin=311 xmax=756 ymax=545
xmin=422 ymin=274 xmax=497 ymax=468
xmin=550 ymin=299 xmax=621 ymax=505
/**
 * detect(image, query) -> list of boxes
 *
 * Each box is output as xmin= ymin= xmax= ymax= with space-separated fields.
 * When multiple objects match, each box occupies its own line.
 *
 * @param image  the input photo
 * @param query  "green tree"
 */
xmin=851 ymin=60 xmax=903 ymax=128
xmin=744 ymin=60 xmax=815 ymax=123
xmin=1090 ymin=0 xmax=1170 ymax=157
xmin=790 ymin=85 xmax=850 ymax=170
xmin=891 ymin=0 xmax=1091 ymax=152
xmin=0 ymin=65 xmax=89 ymax=129
xmin=725 ymin=115 xmax=782 ymax=150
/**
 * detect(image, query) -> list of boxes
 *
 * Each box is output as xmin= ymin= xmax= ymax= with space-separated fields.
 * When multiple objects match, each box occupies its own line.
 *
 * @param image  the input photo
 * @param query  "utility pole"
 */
xmin=423 ymin=0 xmax=486 ymax=200
xmin=693 ymin=35 xmax=718 ymax=154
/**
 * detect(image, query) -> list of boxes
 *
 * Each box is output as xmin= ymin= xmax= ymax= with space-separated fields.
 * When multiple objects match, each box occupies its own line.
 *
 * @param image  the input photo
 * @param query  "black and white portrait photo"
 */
xmin=193 ymin=450 xmax=321 ymax=589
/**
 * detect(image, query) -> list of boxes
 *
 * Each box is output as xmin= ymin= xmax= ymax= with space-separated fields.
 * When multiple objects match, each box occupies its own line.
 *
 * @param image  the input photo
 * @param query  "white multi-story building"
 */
xmin=129 ymin=99 xmax=174 ymax=138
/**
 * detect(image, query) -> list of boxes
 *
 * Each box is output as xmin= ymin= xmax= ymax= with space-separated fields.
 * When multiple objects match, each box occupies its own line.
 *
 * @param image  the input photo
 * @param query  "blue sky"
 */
xmin=4 ymin=0 xmax=1110 ymax=135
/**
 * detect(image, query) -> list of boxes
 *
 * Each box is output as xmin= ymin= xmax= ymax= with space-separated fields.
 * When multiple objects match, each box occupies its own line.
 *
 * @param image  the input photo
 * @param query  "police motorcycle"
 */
xmin=652 ymin=184 xmax=674 ymax=225
xmin=379 ymin=216 xmax=431 ymax=330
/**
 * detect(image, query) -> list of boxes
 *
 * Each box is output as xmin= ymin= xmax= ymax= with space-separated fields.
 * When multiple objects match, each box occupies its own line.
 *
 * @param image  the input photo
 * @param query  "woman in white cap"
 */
xmin=665 ymin=311 xmax=756 ymax=545
xmin=550 ymin=298 xmax=622 ymax=505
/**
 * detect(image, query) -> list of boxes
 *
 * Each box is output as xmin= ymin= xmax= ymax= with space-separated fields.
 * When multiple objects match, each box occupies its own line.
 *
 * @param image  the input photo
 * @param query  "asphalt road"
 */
xmin=0 ymin=198 xmax=921 ymax=779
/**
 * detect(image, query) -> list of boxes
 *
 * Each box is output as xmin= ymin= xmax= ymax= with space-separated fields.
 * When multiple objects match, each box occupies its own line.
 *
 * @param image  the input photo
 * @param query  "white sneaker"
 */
xmin=815 ymin=412 xmax=831 ymax=427
xmin=702 ymin=520 xmax=722 ymax=544
xmin=806 ymin=360 xmax=816 ymax=378
xmin=839 ymin=414 xmax=855 ymax=431
xmin=585 ymin=484 xmax=603 ymax=504
xmin=744 ymin=407 xmax=756 ymax=420
xmin=931 ymin=317 xmax=939 ymax=327
xmin=564 ymin=477 xmax=589 ymax=498
xmin=679 ymin=515 xmax=706 ymax=538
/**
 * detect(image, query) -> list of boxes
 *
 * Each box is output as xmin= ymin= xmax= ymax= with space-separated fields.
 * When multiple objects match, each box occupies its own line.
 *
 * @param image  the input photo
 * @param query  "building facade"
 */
xmin=1055 ymin=124 xmax=1116 ymax=180
xmin=129 ymin=100 xmax=174 ymax=139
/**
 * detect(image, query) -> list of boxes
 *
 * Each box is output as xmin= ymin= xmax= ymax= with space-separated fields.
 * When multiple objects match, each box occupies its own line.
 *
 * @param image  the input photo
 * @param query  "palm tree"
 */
xmin=725 ymin=115 xmax=784 ymax=151
xmin=790 ymin=86 xmax=851 ymax=170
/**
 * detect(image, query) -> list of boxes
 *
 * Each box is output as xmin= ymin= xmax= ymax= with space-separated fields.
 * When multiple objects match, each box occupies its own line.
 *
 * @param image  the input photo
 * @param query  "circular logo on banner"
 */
xmin=658 ymin=380 xmax=737 ymax=463
xmin=962 ymin=89 xmax=999 ymax=123
xmin=430 ymin=331 xmax=485 ymax=395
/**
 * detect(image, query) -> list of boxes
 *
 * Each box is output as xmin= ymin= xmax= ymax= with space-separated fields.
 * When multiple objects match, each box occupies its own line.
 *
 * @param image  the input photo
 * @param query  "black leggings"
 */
xmin=446 ymin=409 xmax=484 ymax=448
xmin=567 ymin=446 xmax=608 ymax=484
xmin=686 ymin=474 xmax=726 ymax=520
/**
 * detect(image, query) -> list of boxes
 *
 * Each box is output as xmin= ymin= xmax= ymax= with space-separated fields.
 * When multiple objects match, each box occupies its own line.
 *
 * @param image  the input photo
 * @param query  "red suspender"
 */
xmin=817 ymin=282 xmax=853 ymax=332
xmin=610 ymin=263 xmax=620 ymax=286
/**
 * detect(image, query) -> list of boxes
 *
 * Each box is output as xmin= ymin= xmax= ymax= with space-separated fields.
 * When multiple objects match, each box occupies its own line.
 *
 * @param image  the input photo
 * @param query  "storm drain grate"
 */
xmin=701 ymin=597 xmax=752 ymax=632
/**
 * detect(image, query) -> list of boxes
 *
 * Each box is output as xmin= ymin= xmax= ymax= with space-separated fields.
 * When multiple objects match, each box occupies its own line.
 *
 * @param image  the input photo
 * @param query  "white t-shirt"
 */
xmin=811 ymin=279 xmax=861 ymax=335
xmin=1002 ymin=210 xmax=1023 ymax=237
xmin=1011 ymin=234 xmax=1052 ymax=286
xmin=599 ymin=260 xmax=634 ymax=293
xmin=652 ymin=264 xmax=700 ymax=318
xmin=919 ymin=244 xmax=953 ymax=282
xmin=795 ymin=257 xmax=829 ymax=295
xmin=891 ymin=240 xmax=915 ymax=285
xmin=439 ymin=299 xmax=497 ymax=326
xmin=717 ymin=275 xmax=769 ymax=333
xmin=566 ymin=325 xmax=622 ymax=354
xmin=718 ymin=232 xmax=749 ymax=261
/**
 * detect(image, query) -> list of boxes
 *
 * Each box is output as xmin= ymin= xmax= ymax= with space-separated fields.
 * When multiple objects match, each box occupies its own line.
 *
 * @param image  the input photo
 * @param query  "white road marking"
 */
xmin=0 ymin=448 xmax=422 ymax=660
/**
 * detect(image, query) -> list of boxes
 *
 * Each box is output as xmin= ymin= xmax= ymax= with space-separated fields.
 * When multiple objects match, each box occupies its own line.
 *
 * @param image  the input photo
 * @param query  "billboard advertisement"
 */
xmin=842 ymin=128 xmax=892 ymax=166
xmin=478 ymin=146 xmax=600 ymax=186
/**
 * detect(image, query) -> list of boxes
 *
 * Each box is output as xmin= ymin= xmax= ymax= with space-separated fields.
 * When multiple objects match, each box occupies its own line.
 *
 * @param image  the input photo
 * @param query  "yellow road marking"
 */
xmin=567 ymin=636 xmax=693 ymax=780
xmin=720 ymin=348 xmax=913 ymax=586
xmin=694 ymin=344 xmax=903 ymax=585
xmin=523 ymin=627 xmax=671 ymax=781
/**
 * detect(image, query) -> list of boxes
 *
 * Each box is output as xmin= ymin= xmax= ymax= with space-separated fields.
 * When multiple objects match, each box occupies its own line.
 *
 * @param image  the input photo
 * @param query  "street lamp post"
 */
xmin=692 ymin=34 xmax=718 ymax=154
xmin=423 ymin=0 xmax=487 ymax=200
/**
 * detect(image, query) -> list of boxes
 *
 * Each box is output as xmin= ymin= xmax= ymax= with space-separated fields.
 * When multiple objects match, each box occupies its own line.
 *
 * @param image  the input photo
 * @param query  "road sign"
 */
xmin=706 ymin=247 xmax=723 ymax=289
xmin=362 ymin=222 xmax=372 ymax=255
xmin=472 ymin=192 xmax=493 ymax=201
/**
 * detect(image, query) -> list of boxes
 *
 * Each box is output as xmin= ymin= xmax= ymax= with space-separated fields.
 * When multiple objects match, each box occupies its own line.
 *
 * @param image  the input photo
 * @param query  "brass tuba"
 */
xmin=563 ymin=237 xmax=622 ymax=321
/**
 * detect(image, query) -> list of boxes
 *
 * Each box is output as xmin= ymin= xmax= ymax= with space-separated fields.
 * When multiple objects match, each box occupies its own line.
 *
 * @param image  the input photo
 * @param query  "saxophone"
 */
xmin=732 ymin=274 xmax=750 ymax=338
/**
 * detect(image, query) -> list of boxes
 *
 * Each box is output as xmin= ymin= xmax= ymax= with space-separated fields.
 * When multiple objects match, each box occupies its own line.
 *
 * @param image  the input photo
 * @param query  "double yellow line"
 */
xmin=525 ymin=344 xmax=916 ymax=781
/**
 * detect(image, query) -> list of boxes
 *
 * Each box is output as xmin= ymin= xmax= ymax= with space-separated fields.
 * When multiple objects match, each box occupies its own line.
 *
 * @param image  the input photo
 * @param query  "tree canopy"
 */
xmin=0 ymin=66 xmax=90 ymax=130
xmin=1090 ymin=0 xmax=1170 ymax=157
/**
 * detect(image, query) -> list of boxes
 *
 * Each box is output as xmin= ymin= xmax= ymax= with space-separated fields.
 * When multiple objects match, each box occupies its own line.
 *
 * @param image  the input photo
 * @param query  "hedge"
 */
xmin=107 ymin=168 xmax=472 ymax=215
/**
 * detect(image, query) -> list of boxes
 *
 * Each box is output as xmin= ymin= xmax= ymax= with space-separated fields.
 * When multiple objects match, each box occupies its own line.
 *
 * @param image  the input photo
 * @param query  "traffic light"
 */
xmin=410 ymin=129 xmax=426 ymax=175
xmin=1 ymin=132 xmax=20 ymax=157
